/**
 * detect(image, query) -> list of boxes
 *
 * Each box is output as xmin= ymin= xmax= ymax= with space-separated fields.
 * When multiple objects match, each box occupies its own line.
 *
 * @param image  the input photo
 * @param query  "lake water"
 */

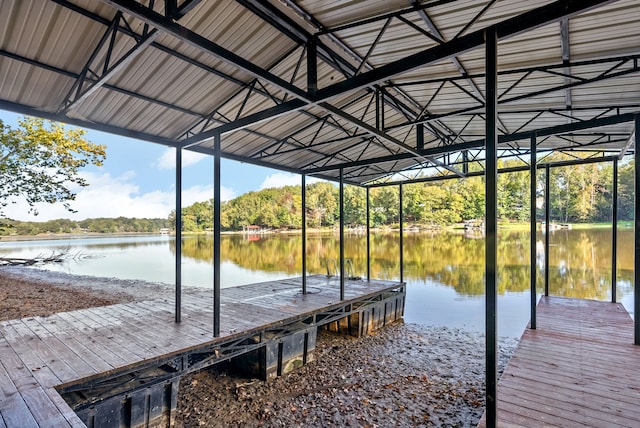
xmin=0 ymin=228 xmax=633 ymax=338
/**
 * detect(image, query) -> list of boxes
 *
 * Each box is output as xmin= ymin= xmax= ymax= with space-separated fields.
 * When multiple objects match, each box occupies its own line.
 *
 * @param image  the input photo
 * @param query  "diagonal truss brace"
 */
xmin=59 ymin=15 xmax=160 ymax=114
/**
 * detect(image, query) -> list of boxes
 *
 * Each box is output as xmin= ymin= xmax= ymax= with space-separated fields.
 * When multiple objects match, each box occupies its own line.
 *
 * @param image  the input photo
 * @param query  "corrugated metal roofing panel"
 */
xmin=297 ymin=0 xmax=411 ymax=28
xmin=434 ymin=0 xmax=556 ymax=40
xmin=0 ymin=56 xmax=75 ymax=112
xmin=0 ymin=0 xmax=638 ymax=185
xmin=570 ymin=0 xmax=640 ymax=58
xmin=0 ymin=1 xmax=116 ymax=73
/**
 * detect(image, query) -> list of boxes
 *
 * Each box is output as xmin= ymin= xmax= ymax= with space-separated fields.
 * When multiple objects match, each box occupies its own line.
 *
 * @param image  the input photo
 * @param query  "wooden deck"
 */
xmin=0 ymin=275 xmax=403 ymax=428
xmin=481 ymin=296 xmax=640 ymax=427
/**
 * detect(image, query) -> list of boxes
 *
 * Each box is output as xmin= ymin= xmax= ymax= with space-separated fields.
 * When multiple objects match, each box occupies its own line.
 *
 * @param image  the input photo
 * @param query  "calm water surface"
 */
xmin=0 ymin=228 xmax=633 ymax=338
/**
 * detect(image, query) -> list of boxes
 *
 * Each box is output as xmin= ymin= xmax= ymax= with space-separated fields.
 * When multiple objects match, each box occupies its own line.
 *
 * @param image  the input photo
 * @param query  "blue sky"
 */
xmin=1 ymin=109 xmax=309 ymax=221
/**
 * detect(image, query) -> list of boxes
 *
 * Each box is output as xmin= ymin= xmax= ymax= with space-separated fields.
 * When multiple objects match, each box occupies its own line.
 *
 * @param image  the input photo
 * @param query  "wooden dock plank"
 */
xmin=0 ymin=276 xmax=402 ymax=427
xmin=480 ymin=296 xmax=640 ymax=427
xmin=0 ymin=343 xmax=40 ymax=428
xmin=0 ymin=336 xmax=77 ymax=428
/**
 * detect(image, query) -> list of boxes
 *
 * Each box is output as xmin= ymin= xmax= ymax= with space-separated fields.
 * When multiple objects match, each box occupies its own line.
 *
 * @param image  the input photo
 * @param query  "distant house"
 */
xmin=242 ymin=225 xmax=268 ymax=234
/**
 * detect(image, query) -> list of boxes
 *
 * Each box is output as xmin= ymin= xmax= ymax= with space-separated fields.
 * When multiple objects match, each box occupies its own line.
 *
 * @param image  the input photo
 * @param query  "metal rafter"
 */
xmin=179 ymin=0 xmax=615 ymax=149
xmin=100 ymin=0 xmax=310 ymax=100
xmin=239 ymin=0 xmax=454 ymax=165
xmin=412 ymin=0 xmax=508 ymax=133
xmin=560 ymin=18 xmax=573 ymax=112
xmin=304 ymin=111 xmax=635 ymax=175
xmin=384 ymin=57 xmax=640 ymax=130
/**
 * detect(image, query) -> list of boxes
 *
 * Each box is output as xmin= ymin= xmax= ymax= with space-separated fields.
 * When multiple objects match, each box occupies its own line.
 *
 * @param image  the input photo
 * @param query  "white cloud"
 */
xmin=156 ymin=148 xmax=208 ymax=170
xmin=3 ymin=172 xmax=236 ymax=221
xmin=181 ymin=184 xmax=236 ymax=205
xmin=259 ymin=172 xmax=320 ymax=190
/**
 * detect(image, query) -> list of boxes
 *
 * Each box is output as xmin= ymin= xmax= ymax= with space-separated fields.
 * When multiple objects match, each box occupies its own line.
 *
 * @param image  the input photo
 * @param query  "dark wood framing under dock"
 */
xmin=479 ymin=296 xmax=640 ymax=427
xmin=0 ymin=276 xmax=405 ymax=427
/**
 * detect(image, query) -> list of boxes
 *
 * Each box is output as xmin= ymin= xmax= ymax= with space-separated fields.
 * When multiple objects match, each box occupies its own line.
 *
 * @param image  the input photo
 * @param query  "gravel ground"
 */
xmin=176 ymin=325 xmax=517 ymax=428
xmin=0 ymin=266 xmax=518 ymax=428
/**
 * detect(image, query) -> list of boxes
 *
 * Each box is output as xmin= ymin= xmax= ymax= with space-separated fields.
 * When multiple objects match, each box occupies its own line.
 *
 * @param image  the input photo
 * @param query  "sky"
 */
xmin=1 ymin=109 xmax=312 ymax=221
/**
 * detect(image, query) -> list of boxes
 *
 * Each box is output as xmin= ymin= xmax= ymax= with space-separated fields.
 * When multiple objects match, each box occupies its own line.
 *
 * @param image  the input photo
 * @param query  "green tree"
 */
xmin=618 ymin=159 xmax=634 ymax=221
xmin=371 ymin=186 xmax=399 ymax=225
xmin=0 ymin=117 xmax=106 ymax=217
xmin=344 ymin=185 xmax=366 ymax=225
xmin=497 ymin=160 xmax=530 ymax=221
xmin=306 ymin=182 xmax=338 ymax=227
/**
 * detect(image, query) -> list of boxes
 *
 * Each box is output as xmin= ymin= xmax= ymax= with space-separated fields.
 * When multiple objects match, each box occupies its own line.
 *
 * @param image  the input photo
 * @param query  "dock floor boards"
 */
xmin=480 ymin=296 xmax=640 ymax=427
xmin=0 ymin=275 xmax=401 ymax=428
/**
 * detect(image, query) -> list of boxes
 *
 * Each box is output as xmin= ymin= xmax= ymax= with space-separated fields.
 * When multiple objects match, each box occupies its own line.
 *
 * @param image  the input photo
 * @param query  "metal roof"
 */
xmin=1 ymin=0 xmax=638 ymax=185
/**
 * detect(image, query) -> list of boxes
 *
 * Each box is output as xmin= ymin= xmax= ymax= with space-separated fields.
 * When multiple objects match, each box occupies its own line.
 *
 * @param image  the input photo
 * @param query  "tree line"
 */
xmin=1 ymin=217 xmax=171 ymax=236
xmin=1 ymin=155 xmax=632 ymax=236
xmin=177 ymin=156 xmax=632 ymax=232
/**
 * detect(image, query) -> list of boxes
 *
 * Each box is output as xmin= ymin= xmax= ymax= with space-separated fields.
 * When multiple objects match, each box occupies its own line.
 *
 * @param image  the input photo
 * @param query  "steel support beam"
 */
xmin=303 ymin=112 xmax=635 ymax=176
xmin=530 ymin=135 xmax=537 ymax=329
xmin=560 ymin=19 xmax=573 ymax=111
xmin=319 ymin=102 xmax=465 ymax=177
xmin=307 ymin=38 xmax=317 ymax=96
xmin=213 ymin=134 xmax=221 ymax=337
xmin=101 ymin=0 xmax=309 ymax=101
xmin=399 ymin=184 xmax=404 ymax=283
xmin=366 ymin=154 xmax=620 ymax=189
xmin=366 ymin=187 xmax=371 ymax=281
xmin=545 ymin=164 xmax=551 ymax=297
xmin=178 ymin=0 xmax=614 ymax=144
xmin=175 ymin=147 xmax=182 ymax=323
xmin=612 ymin=158 xmax=618 ymax=302
xmin=317 ymin=0 xmax=613 ymax=102
xmin=302 ymin=174 xmax=307 ymax=294
xmin=635 ymin=115 xmax=640 ymax=345
xmin=61 ymin=27 xmax=159 ymax=114
xmin=340 ymin=169 xmax=345 ymax=301
xmin=484 ymin=26 xmax=498 ymax=428
xmin=413 ymin=1 xmax=508 ymax=133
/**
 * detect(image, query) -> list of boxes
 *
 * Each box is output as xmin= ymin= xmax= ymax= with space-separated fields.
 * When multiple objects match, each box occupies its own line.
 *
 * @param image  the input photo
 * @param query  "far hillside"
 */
xmin=2 ymin=156 xmax=632 ymax=236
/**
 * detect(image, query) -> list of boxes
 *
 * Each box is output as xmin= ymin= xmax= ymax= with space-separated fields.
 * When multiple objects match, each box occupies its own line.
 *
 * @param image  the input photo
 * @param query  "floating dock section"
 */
xmin=0 ymin=275 xmax=405 ymax=427
xmin=479 ymin=296 xmax=640 ymax=427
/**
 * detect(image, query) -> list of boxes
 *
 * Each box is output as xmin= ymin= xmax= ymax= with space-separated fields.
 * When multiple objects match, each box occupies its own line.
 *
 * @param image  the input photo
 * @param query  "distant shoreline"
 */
xmin=1 ymin=221 xmax=627 ymax=243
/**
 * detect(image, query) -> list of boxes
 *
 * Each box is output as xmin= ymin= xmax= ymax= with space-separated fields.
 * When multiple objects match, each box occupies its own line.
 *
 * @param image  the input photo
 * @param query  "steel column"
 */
xmin=374 ymin=89 xmax=380 ymax=130
xmin=612 ymin=158 xmax=618 ymax=302
xmin=340 ymin=169 xmax=345 ymax=301
xmin=463 ymin=150 xmax=469 ymax=175
xmin=635 ymin=115 xmax=640 ymax=345
xmin=307 ymin=37 xmax=317 ymax=96
xmin=530 ymin=135 xmax=537 ymax=329
xmin=399 ymin=184 xmax=404 ymax=283
xmin=484 ymin=26 xmax=498 ymax=428
xmin=416 ymin=123 xmax=424 ymax=150
xmin=302 ymin=174 xmax=307 ymax=294
xmin=213 ymin=134 xmax=221 ymax=337
xmin=175 ymin=147 xmax=182 ymax=323
xmin=366 ymin=186 xmax=371 ymax=281
xmin=545 ymin=164 xmax=551 ymax=296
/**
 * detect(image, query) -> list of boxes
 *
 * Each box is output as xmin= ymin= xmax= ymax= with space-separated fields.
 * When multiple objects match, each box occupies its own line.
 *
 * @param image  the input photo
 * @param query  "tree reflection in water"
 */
xmin=172 ymin=228 xmax=633 ymax=301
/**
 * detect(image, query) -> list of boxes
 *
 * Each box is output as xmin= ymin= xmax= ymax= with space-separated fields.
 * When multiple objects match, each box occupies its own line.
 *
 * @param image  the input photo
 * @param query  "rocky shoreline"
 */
xmin=0 ymin=267 xmax=518 ymax=427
